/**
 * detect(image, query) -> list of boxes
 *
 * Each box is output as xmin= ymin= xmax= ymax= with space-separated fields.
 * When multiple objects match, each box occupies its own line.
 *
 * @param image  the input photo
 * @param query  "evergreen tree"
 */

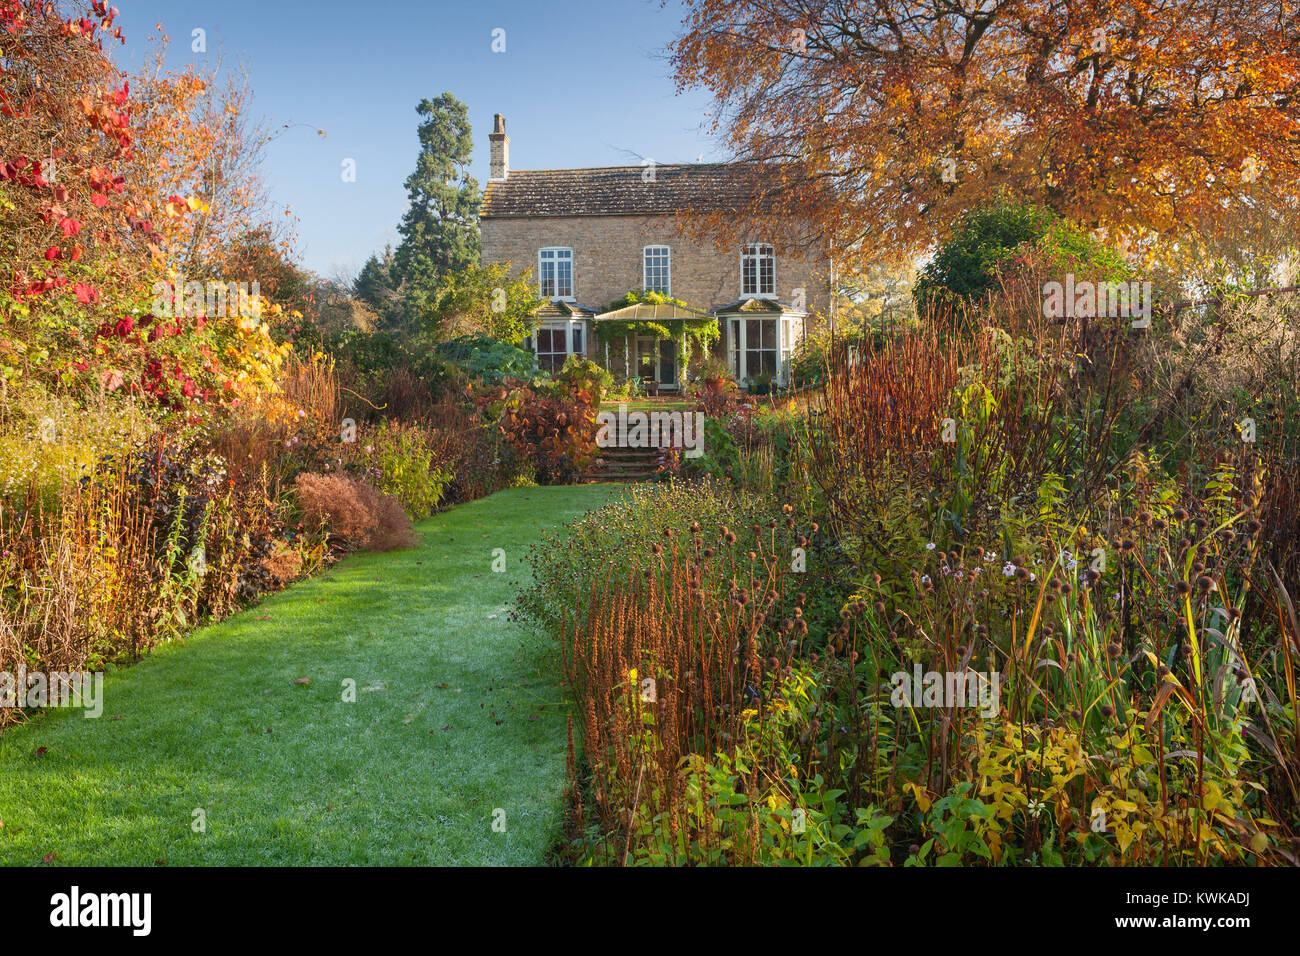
xmin=353 ymin=245 xmax=400 ymax=317
xmin=393 ymin=92 xmax=481 ymax=296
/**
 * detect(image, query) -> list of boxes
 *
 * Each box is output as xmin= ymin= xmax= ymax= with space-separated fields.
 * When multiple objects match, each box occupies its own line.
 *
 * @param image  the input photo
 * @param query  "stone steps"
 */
xmin=583 ymin=441 xmax=674 ymax=482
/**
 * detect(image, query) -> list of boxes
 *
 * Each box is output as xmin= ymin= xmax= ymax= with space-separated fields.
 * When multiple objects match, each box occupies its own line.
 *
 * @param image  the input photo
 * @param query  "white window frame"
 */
xmin=538 ymin=247 xmax=574 ymax=301
xmin=727 ymin=315 xmax=784 ymax=386
xmin=741 ymin=242 xmax=776 ymax=298
xmin=643 ymin=245 xmax=671 ymax=295
xmin=531 ymin=319 xmax=585 ymax=374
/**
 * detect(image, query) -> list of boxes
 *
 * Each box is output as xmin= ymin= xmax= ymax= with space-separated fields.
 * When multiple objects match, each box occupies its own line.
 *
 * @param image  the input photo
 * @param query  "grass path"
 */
xmin=0 ymin=485 xmax=618 ymax=866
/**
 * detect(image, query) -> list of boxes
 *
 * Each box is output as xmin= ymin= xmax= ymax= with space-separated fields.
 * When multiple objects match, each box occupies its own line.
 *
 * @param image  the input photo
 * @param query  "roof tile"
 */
xmin=481 ymin=163 xmax=775 ymax=218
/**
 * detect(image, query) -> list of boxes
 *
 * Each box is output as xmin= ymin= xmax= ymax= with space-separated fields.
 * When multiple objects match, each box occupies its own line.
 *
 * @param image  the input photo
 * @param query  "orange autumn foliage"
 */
xmin=671 ymin=0 xmax=1300 ymax=273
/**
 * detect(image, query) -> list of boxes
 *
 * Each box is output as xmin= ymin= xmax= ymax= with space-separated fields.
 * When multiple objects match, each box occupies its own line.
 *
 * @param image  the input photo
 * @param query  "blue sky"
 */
xmin=113 ymin=0 xmax=720 ymax=279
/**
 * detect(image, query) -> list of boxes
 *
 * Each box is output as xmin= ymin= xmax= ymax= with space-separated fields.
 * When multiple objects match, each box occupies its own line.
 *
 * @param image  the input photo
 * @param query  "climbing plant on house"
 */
xmin=595 ymin=290 xmax=720 ymax=374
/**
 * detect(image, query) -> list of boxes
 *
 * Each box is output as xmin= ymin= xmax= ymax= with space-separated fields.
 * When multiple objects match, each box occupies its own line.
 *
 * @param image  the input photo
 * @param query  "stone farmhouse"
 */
xmin=479 ymin=114 xmax=830 ymax=391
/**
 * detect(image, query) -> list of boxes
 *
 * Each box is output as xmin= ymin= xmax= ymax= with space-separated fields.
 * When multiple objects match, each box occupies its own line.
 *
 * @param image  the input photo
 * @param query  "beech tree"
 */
xmin=670 ymin=0 xmax=1300 ymax=275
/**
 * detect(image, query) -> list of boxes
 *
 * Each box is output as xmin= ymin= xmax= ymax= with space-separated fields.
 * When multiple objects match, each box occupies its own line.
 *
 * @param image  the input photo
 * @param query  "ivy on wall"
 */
xmin=593 ymin=290 xmax=721 ymax=368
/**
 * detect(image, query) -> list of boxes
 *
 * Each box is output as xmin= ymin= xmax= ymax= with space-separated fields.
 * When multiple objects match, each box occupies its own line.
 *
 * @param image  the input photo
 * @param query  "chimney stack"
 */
xmin=489 ymin=113 xmax=509 ymax=181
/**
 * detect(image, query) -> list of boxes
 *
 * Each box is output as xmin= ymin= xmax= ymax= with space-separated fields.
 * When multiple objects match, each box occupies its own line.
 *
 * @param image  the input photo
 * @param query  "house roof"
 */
xmin=481 ymin=163 xmax=777 ymax=219
xmin=593 ymin=302 xmax=712 ymax=322
xmin=711 ymin=297 xmax=807 ymax=315
xmin=534 ymin=300 xmax=599 ymax=319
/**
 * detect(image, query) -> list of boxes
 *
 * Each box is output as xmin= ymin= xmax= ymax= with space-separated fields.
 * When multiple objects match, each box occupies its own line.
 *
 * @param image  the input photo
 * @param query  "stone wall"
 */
xmin=481 ymin=213 xmax=829 ymax=314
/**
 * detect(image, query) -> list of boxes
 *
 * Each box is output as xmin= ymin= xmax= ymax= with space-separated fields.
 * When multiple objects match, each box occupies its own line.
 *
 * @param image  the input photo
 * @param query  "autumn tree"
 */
xmin=127 ymin=39 xmax=290 ymax=279
xmin=1 ymin=0 xmax=139 ymax=384
xmin=670 ymin=0 xmax=1300 ymax=277
xmin=1 ymin=1 xmax=289 ymax=407
xmin=421 ymin=262 xmax=543 ymax=344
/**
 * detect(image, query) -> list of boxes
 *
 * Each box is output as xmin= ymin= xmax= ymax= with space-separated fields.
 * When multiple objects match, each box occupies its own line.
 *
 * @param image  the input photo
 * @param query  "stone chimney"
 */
xmin=489 ymin=113 xmax=509 ymax=181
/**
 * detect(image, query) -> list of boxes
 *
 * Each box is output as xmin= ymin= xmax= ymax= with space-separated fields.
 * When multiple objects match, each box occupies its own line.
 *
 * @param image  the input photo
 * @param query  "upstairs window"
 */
xmin=643 ymin=245 xmax=671 ymax=295
xmin=741 ymin=243 xmax=775 ymax=297
xmin=538 ymin=247 xmax=574 ymax=300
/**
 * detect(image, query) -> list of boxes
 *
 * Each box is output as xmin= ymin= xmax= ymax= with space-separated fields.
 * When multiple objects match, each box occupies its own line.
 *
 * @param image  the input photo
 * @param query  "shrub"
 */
xmin=476 ymin=382 xmax=596 ymax=485
xmin=293 ymin=473 xmax=415 ymax=552
xmin=913 ymin=199 xmax=1056 ymax=316
xmin=548 ymin=353 xmax=611 ymax=407
xmin=436 ymin=333 xmax=540 ymax=384
xmin=362 ymin=420 xmax=450 ymax=518
xmin=913 ymin=199 xmax=1127 ymax=320
xmin=424 ymin=390 xmax=525 ymax=504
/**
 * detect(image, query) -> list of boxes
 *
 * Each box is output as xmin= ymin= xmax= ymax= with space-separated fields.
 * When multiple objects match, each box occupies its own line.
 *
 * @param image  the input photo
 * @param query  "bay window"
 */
xmin=531 ymin=320 xmax=585 ymax=375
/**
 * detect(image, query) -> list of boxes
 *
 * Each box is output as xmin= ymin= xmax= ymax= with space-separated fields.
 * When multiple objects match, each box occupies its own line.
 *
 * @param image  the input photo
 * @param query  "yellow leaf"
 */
xmin=904 ymin=781 xmax=932 ymax=813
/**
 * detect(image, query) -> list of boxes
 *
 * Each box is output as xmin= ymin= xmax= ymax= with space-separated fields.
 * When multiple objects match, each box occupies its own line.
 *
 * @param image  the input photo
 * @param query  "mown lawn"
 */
xmin=0 ymin=484 xmax=619 ymax=866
